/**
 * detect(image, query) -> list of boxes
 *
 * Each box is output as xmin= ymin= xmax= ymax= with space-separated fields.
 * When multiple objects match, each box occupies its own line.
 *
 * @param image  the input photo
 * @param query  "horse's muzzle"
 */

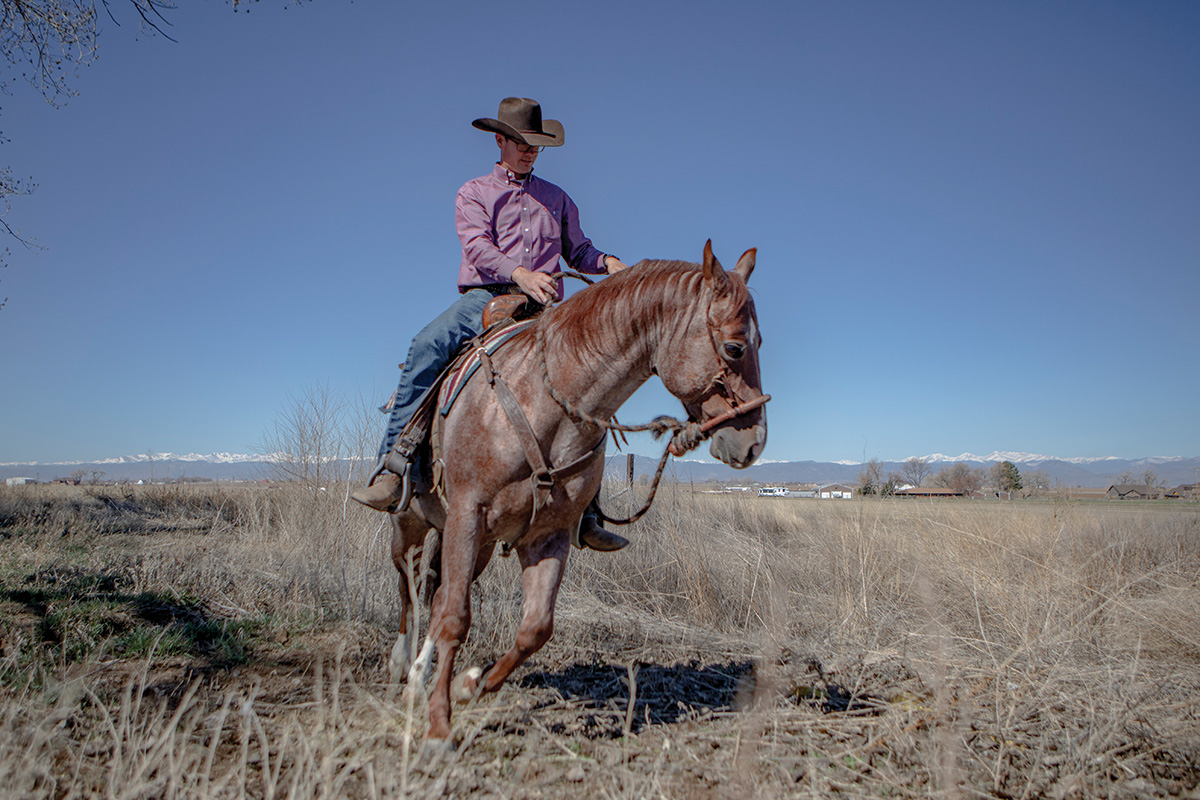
xmin=709 ymin=422 xmax=767 ymax=469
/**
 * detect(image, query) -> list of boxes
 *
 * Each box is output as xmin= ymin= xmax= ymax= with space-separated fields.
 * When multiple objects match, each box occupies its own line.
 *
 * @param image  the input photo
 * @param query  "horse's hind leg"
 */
xmin=471 ymin=531 xmax=570 ymax=696
xmin=424 ymin=502 xmax=485 ymax=743
xmin=389 ymin=511 xmax=433 ymax=682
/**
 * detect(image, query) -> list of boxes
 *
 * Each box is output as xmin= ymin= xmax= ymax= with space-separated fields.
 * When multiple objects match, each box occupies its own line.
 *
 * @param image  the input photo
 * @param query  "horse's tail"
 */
xmin=420 ymin=528 xmax=442 ymax=608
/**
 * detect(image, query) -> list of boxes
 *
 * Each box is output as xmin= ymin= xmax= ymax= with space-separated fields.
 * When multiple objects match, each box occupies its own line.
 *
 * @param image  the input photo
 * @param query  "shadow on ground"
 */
xmin=518 ymin=659 xmax=754 ymax=735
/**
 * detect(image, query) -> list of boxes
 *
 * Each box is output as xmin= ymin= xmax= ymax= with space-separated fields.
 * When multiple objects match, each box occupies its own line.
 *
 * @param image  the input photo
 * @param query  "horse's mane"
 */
xmin=542 ymin=259 xmax=750 ymax=358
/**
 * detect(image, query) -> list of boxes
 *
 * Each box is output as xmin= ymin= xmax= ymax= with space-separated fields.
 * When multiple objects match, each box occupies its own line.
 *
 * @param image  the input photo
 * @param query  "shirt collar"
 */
xmin=493 ymin=163 xmax=533 ymax=185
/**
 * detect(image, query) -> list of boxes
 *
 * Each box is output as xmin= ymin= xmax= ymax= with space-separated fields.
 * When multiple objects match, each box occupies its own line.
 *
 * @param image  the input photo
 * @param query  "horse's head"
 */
xmin=659 ymin=241 xmax=768 ymax=469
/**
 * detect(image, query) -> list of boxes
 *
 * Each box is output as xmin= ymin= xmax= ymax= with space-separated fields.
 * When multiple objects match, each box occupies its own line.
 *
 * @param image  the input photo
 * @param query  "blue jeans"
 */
xmin=376 ymin=289 xmax=493 ymax=461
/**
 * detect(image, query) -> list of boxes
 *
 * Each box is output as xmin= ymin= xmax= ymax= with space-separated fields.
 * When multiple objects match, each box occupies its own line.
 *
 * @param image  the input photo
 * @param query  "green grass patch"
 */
xmin=0 ymin=564 xmax=273 ymax=668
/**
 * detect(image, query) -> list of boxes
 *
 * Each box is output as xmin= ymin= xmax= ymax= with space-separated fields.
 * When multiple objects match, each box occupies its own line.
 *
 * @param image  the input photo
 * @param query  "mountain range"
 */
xmin=3 ymin=451 xmax=1198 ymax=488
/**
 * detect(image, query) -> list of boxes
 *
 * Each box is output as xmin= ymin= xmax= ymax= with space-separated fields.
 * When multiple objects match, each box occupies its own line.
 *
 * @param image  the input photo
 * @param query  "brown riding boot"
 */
xmin=351 ymin=452 xmax=412 ymax=513
xmin=574 ymin=509 xmax=630 ymax=551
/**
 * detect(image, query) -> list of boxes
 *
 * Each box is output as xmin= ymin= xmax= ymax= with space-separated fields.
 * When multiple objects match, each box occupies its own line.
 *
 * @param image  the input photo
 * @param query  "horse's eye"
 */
xmin=723 ymin=341 xmax=746 ymax=360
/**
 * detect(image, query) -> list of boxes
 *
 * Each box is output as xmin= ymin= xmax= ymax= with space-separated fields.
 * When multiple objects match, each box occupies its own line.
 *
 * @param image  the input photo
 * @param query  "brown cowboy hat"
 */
xmin=472 ymin=97 xmax=565 ymax=147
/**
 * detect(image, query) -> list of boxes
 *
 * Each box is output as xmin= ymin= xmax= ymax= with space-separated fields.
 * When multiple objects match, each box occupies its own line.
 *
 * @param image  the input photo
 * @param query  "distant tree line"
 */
xmin=857 ymin=458 xmax=1032 ymax=498
xmin=854 ymin=457 xmax=1173 ymax=500
xmin=1114 ymin=469 xmax=1165 ymax=488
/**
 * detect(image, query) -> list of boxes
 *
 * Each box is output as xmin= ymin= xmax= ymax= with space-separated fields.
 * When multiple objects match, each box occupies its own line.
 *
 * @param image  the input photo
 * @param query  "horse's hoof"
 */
xmin=389 ymin=662 xmax=408 ymax=685
xmin=451 ymin=666 xmax=483 ymax=703
xmin=389 ymin=638 xmax=412 ymax=683
xmin=421 ymin=737 xmax=456 ymax=762
xmin=406 ymin=638 xmax=435 ymax=687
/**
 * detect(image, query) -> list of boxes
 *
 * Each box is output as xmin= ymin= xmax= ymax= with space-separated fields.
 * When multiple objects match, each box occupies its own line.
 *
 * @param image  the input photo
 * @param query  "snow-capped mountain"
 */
xmin=87 ymin=452 xmax=274 ymax=466
xmin=2 ymin=451 xmax=1197 ymax=487
xmin=0 ymin=452 xmax=286 ymax=482
xmin=915 ymin=451 xmax=1176 ymax=467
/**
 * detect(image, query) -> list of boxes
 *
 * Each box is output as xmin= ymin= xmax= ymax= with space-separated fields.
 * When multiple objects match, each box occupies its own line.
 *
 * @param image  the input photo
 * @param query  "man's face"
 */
xmin=497 ymin=134 xmax=542 ymax=175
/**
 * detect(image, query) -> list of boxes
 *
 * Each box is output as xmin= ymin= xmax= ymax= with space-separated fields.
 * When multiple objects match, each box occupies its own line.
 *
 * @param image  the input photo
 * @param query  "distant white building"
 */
xmin=6 ymin=477 xmax=35 ymax=487
xmin=758 ymin=487 xmax=789 ymax=497
xmin=817 ymin=483 xmax=854 ymax=499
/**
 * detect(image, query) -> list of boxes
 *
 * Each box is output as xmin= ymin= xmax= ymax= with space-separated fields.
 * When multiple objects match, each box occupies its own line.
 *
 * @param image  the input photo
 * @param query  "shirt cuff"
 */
xmin=493 ymin=258 xmax=523 ymax=282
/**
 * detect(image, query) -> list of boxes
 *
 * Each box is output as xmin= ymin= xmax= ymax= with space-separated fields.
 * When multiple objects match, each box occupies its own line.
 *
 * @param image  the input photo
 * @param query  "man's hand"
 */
xmin=512 ymin=266 xmax=560 ymax=305
xmin=604 ymin=255 xmax=629 ymax=273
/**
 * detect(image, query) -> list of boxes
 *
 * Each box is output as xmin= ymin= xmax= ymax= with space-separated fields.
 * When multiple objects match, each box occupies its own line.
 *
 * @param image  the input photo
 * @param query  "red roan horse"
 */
xmin=389 ymin=241 xmax=767 ymax=748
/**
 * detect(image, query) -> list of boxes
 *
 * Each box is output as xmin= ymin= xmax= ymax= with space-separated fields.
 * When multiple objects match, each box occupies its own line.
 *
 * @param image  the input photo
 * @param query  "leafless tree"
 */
xmin=933 ymin=462 xmax=984 ymax=495
xmin=1025 ymin=470 xmax=1052 ymax=496
xmin=258 ymin=383 xmax=346 ymax=488
xmin=858 ymin=458 xmax=884 ymax=494
xmin=256 ymin=382 xmax=376 ymax=488
xmin=1141 ymin=468 xmax=1164 ymax=489
xmin=902 ymin=457 xmax=931 ymax=488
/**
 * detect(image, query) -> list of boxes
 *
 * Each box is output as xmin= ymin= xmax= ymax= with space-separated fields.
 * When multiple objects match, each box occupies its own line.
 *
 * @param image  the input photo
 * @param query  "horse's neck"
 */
xmin=544 ymin=283 xmax=704 ymax=421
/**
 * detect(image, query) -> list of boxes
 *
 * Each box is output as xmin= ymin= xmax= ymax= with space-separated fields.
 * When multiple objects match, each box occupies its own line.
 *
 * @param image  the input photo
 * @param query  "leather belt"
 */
xmin=465 ymin=283 xmax=521 ymax=296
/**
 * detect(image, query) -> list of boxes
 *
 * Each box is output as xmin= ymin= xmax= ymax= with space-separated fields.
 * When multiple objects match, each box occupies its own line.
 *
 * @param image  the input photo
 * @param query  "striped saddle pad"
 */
xmin=438 ymin=320 xmax=536 ymax=416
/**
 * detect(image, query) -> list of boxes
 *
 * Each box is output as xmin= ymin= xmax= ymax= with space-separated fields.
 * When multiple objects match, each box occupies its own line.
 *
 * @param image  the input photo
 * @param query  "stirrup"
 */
xmin=573 ymin=513 xmax=629 ymax=551
xmin=383 ymin=451 xmax=414 ymax=513
xmin=354 ymin=453 xmax=413 ymax=513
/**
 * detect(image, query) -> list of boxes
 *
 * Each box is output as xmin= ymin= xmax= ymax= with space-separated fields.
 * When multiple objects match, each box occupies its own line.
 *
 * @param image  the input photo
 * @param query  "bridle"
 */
xmin=668 ymin=301 xmax=772 ymax=455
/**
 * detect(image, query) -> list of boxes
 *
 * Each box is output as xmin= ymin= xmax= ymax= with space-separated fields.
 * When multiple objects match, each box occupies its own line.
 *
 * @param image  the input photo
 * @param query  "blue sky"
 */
xmin=1 ymin=0 xmax=1197 ymax=464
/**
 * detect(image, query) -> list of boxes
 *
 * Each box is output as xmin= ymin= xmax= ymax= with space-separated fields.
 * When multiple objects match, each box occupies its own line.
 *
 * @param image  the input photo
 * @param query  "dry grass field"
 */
xmin=1 ymin=481 xmax=1197 ymax=798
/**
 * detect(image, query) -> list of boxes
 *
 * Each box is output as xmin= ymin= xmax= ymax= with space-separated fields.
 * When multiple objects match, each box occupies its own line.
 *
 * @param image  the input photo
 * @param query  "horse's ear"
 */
xmin=733 ymin=248 xmax=756 ymax=283
xmin=702 ymin=239 xmax=729 ymax=289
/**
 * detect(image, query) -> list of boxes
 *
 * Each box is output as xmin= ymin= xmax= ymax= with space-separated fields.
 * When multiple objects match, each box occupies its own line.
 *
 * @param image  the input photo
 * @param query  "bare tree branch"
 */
xmin=100 ymin=0 xmax=177 ymax=43
xmin=0 ymin=0 xmax=180 ymax=287
xmin=0 ymin=1 xmax=308 ymax=295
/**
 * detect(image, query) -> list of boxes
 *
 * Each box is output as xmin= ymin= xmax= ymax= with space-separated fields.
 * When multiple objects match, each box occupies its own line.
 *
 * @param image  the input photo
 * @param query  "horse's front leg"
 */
xmin=472 ymin=530 xmax=570 ymax=696
xmin=423 ymin=501 xmax=484 ymax=746
xmin=388 ymin=511 xmax=432 ymax=682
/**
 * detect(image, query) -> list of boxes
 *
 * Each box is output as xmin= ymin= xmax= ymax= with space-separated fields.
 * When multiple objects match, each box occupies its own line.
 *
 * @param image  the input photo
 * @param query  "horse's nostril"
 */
xmin=709 ymin=426 xmax=765 ymax=468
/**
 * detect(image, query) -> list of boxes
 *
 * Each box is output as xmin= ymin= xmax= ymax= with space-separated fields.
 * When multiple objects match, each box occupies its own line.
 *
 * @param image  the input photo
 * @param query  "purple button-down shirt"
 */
xmin=456 ymin=164 xmax=609 ymax=292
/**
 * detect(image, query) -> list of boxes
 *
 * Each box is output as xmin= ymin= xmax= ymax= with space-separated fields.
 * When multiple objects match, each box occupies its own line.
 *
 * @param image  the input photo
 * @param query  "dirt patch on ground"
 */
xmin=18 ymin=623 xmax=1187 ymax=799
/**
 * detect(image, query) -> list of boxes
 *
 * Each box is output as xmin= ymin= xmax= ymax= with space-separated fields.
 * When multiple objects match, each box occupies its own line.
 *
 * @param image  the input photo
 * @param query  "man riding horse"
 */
xmin=352 ymin=97 xmax=631 ymax=552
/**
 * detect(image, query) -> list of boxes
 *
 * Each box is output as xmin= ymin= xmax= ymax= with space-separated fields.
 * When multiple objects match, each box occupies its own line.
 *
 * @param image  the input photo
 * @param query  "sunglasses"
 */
xmin=508 ymin=139 xmax=544 ymax=154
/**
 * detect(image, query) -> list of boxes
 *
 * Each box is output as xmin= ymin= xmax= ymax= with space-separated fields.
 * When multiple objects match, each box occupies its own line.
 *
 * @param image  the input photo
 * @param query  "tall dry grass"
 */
xmin=1 ymin=482 xmax=1197 ymax=797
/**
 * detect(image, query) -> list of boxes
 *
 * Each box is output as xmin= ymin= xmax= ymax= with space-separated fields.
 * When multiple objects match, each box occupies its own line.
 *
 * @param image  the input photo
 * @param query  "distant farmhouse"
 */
xmin=1106 ymin=483 xmax=1199 ymax=501
xmin=895 ymin=487 xmax=963 ymax=498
